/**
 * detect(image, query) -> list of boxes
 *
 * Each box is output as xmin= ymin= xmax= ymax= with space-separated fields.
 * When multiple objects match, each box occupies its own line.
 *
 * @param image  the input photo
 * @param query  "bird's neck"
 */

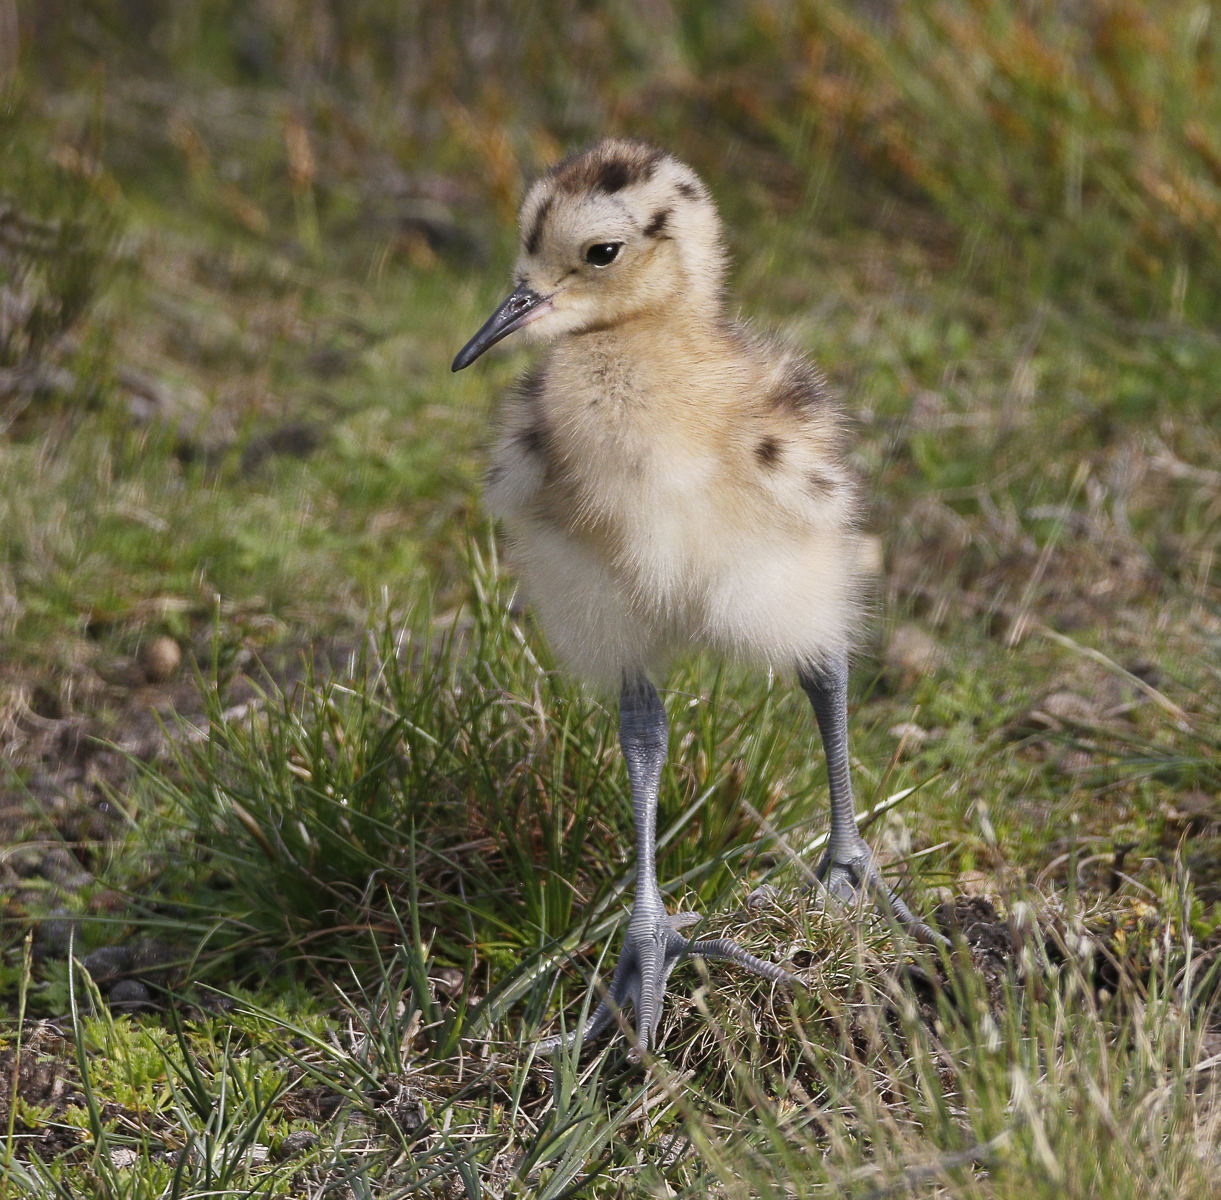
xmin=558 ymin=305 xmax=727 ymax=378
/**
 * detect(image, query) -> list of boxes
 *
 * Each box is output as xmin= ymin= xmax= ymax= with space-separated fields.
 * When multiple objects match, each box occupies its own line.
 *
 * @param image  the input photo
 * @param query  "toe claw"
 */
xmin=539 ymin=905 xmax=790 ymax=1056
xmin=815 ymin=839 xmax=947 ymax=945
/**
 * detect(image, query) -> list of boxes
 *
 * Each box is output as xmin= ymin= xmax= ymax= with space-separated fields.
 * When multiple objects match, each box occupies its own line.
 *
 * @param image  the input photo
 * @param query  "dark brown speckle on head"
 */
xmin=594 ymin=159 xmax=635 ymax=193
xmin=551 ymin=141 xmax=665 ymax=196
xmin=524 ymin=196 xmax=553 ymax=255
xmin=755 ymin=435 xmax=783 ymax=468
xmin=644 ymin=208 xmax=671 ymax=238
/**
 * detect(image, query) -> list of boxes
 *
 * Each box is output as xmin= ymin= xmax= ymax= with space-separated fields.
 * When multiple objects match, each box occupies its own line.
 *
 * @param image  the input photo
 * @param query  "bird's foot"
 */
xmin=816 ymin=836 xmax=946 ymax=946
xmin=538 ymin=906 xmax=795 ymax=1060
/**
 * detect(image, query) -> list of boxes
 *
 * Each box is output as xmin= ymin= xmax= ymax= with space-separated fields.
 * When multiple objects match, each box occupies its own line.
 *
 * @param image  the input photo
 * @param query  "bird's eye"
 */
xmin=585 ymin=242 xmax=622 ymax=267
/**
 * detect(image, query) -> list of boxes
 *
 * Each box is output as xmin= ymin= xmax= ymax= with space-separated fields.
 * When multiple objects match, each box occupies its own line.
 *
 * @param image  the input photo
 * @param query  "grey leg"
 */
xmin=539 ymin=675 xmax=793 ymax=1057
xmin=800 ymin=653 xmax=944 ymax=944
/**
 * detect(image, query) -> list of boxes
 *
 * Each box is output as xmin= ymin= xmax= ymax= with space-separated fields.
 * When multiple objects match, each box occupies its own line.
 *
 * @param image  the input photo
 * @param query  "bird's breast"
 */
xmin=550 ymin=410 xmax=747 ymax=605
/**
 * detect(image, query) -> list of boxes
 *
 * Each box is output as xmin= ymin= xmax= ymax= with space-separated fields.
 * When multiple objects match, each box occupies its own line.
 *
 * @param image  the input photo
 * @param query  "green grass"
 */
xmin=4 ymin=1 xmax=1221 ymax=1195
xmin=4 ymin=874 xmax=1220 ymax=1196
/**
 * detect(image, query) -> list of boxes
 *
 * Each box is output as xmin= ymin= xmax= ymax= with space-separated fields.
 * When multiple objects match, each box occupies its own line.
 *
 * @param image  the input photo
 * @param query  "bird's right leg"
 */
xmin=800 ymin=654 xmax=944 ymax=944
xmin=539 ymin=675 xmax=792 ymax=1057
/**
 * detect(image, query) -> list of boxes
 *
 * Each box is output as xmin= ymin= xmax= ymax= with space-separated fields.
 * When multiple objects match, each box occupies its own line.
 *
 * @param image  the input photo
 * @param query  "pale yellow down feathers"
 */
xmin=484 ymin=139 xmax=864 ymax=691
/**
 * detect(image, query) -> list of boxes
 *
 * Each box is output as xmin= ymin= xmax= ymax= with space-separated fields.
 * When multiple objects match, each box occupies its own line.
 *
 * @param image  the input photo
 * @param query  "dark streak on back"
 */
xmin=769 ymin=368 xmax=828 ymax=416
xmin=519 ymin=425 xmax=551 ymax=457
xmin=517 ymin=366 xmax=545 ymax=407
xmin=513 ymin=368 xmax=554 ymax=472
xmin=805 ymin=468 xmax=836 ymax=499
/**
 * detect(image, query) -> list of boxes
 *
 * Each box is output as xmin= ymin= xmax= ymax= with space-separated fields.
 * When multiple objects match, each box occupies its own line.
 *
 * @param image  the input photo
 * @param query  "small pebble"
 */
xmin=130 ymin=937 xmax=177 ymax=986
xmin=143 ymin=636 xmax=183 ymax=683
xmin=109 ymin=979 xmax=152 ymax=1010
xmin=83 ymin=944 xmax=135 ymax=987
xmin=275 ymin=1131 xmax=320 ymax=1161
xmin=1041 ymin=691 xmax=1095 ymax=724
xmin=885 ymin=624 xmax=942 ymax=678
xmin=33 ymin=907 xmax=82 ymax=960
xmin=38 ymin=847 xmax=94 ymax=893
xmin=429 ymin=966 xmax=465 ymax=996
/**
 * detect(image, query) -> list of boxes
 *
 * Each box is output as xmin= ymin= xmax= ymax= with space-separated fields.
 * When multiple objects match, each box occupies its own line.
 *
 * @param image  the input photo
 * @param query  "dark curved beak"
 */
xmin=451 ymin=282 xmax=550 ymax=371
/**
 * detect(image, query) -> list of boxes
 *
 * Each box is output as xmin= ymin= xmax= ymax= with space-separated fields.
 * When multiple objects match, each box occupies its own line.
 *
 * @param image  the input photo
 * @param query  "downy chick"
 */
xmin=453 ymin=139 xmax=939 ymax=1055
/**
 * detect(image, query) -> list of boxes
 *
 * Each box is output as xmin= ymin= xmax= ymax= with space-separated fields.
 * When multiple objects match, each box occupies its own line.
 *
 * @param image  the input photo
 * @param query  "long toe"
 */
xmin=536 ymin=942 xmax=640 ymax=1055
xmin=629 ymin=922 xmax=689 ymax=1055
xmin=817 ymin=840 xmax=948 ymax=946
xmin=540 ymin=908 xmax=796 ymax=1057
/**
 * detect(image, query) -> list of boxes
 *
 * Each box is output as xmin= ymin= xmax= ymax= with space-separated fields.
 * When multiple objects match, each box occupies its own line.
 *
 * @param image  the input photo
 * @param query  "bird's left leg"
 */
xmin=800 ymin=653 xmax=944 ymax=944
xmin=539 ymin=675 xmax=793 ymax=1057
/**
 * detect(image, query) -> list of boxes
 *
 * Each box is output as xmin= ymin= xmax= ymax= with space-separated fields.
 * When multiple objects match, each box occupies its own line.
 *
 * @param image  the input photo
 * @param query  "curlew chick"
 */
xmin=453 ymin=139 xmax=939 ymax=1055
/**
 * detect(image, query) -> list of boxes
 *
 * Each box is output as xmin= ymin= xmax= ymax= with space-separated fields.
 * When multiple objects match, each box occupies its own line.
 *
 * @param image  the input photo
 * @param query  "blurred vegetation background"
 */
xmin=4 ymin=0 xmax=1220 ymax=660
xmin=13 ymin=0 xmax=1221 ymax=304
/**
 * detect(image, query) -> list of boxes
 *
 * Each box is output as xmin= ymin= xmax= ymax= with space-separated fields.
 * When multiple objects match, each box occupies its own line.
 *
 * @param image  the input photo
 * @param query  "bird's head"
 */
xmin=452 ymin=139 xmax=725 ymax=371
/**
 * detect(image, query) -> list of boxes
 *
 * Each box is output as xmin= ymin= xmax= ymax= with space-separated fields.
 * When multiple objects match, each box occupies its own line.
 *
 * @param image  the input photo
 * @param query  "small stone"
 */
xmin=33 ymin=907 xmax=82 ymax=960
xmin=1041 ymin=691 xmax=1095 ymax=724
xmin=10 ymin=845 xmax=47 ymax=878
xmin=130 ymin=937 xmax=177 ymax=987
xmin=89 ymin=889 xmax=129 ymax=914
xmin=97 ymin=655 xmax=148 ymax=688
xmin=1055 ymin=749 xmax=1094 ymax=776
xmin=885 ymin=624 xmax=942 ymax=678
xmin=1021 ymin=691 xmax=1096 ymax=733
xmin=887 ymin=721 xmax=929 ymax=744
xmin=1169 ymin=791 xmax=1221 ymax=827
xmin=1178 ymin=790 xmax=1219 ymax=815
xmin=83 ymin=945 xmax=135 ymax=988
xmin=143 ymin=636 xmax=183 ymax=683
xmin=956 ymin=870 xmax=992 ymax=897
xmin=109 ymin=980 xmax=152 ymax=1010
xmin=429 ymin=966 xmax=465 ymax=997
xmin=38 ymin=847 xmax=94 ymax=893
xmin=745 ymin=884 xmax=778 ymax=911
xmin=274 ymin=1130 xmax=320 ymax=1161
